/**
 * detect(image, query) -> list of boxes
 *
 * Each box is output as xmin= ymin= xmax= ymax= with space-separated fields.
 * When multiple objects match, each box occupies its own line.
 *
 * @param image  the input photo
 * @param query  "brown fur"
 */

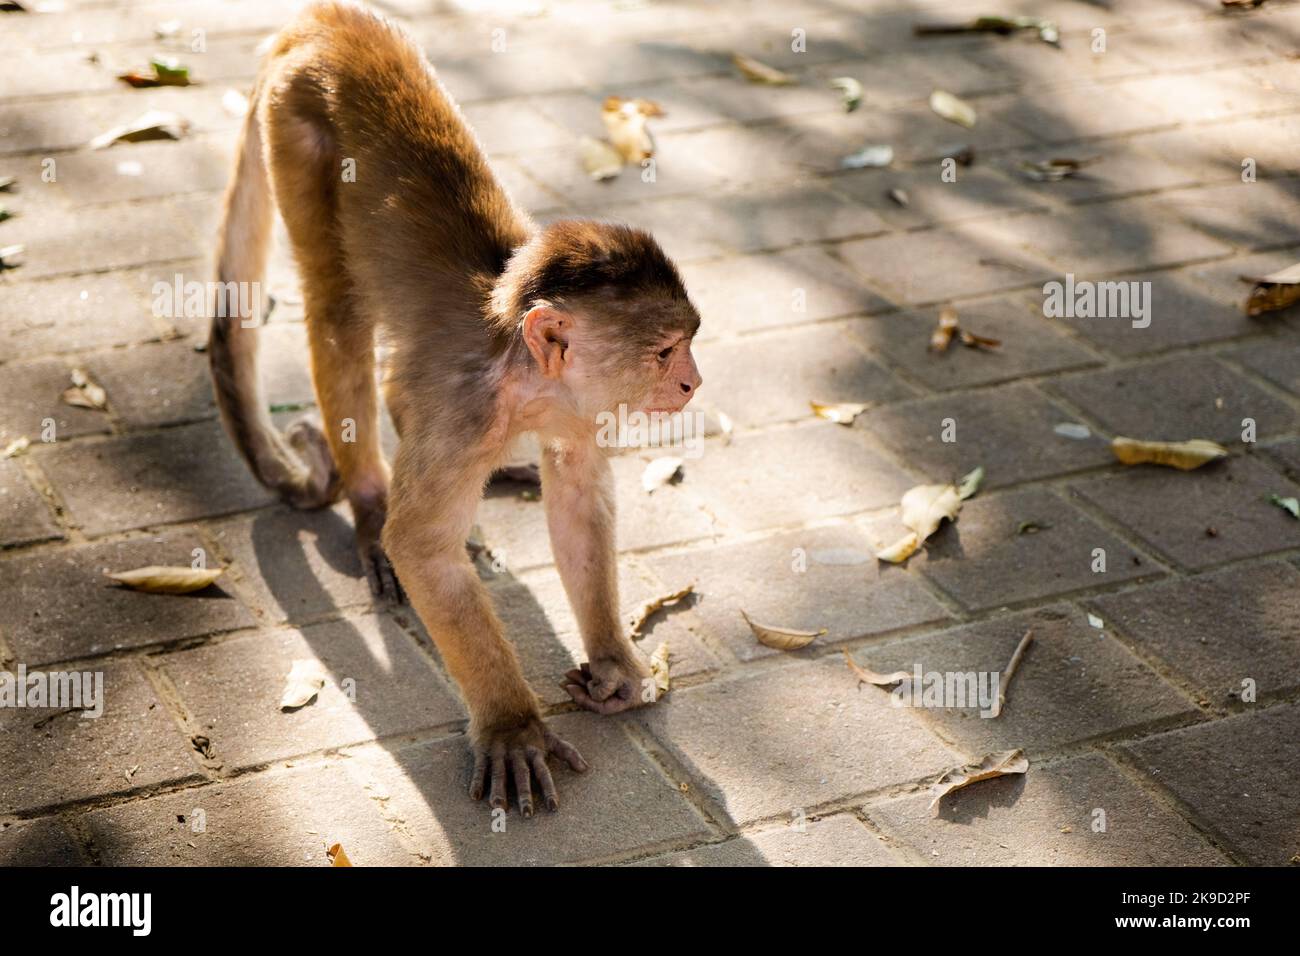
xmin=208 ymin=0 xmax=702 ymax=815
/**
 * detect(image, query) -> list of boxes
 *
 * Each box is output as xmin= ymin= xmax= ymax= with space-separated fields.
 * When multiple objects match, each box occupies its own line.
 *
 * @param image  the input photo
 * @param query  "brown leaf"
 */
xmin=627 ymin=584 xmax=694 ymax=639
xmin=731 ymin=53 xmax=795 ymax=85
xmin=279 ymin=658 xmax=328 ymax=711
xmin=90 ymin=110 xmax=190 ymax=149
xmin=327 ymin=843 xmax=352 ymax=867
xmin=810 ymin=400 xmax=868 ymax=425
xmin=842 ymin=649 xmax=909 ymax=687
xmin=105 ymin=565 xmax=224 ymax=594
xmin=958 ymin=329 xmax=1001 ymax=350
xmin=649 ymin=642 xmax=671 ymax=694
xmin=62 ymin=367 xmax=108 ymax=410
xmin=1111 ymin=436 xmax=1228 ymax=471
xmin=1239 ymin=262 xmax=1300 ymax=316
xmin=929 ymin=306 xmax=959 ymax=351
xmin=929 ymin=749 xmax=1029 ymax=808
xmin=740 ymin=609 xmax=825 ymax=650
xmin=601 ymin=96 xmax=662 ymax=163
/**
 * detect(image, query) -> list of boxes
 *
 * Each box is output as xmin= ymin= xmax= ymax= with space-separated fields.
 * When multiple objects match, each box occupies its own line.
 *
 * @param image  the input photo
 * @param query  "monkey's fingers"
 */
xmin=544 ymin=729 xmax=589 ymax=773
xmin=529 ymin=748 xmax=560 ymax=811
xmin=561 ymin=679 xmax=636 ymax=716
xmin=469 ymin=747 xmax=489 ymax=801
xmin=488 ymin=748 xmax=509 ymax=811
xmin=511 ymin=750 xmax=534 ymax=817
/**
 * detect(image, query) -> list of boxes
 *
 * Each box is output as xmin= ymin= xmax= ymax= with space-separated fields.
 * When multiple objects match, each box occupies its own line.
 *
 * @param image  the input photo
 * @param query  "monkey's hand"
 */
xmin=353 ymin=495 xmax=405 ymax=603
xmin=470 ymin=714 xmax=588 ymax=816
xmin=562 ymin=653 xmax=656 ymax=715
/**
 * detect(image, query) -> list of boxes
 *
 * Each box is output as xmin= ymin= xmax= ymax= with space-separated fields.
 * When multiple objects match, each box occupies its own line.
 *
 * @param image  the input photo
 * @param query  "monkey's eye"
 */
xmin=657 ymin=345 xmax=674 ymax=362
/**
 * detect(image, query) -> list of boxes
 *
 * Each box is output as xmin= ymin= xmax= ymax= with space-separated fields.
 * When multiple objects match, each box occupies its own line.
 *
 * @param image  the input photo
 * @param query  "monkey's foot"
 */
xmin=562 ymin=657 xmax=655 ymax=715
xmin=490 ymin=462 xmax=541 ymax=485
xmin=278 ymin=419 xmax=342 ymax=509
xmin=360 ymin=542 xmax=405 ymax=604
xmin=469 ymin=716 xmax=588 ymax=816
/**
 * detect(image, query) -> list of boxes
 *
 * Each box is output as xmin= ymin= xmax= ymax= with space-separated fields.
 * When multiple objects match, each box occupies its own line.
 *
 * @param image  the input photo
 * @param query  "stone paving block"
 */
xmin=343 ymin=712 xmax=712 ymax=865
xmin=999 ymin=140 xmax=1205 ymax=206
xmin=458 ymin=99 xmax=572 ymax=156
xmin=823 ymin=99 xmax=1038 ymax=166
xmin=1128 ymin=66 xmax=1293 ymax=126
xmin=867 ymin=752 xmax=1225 ymax=866
xmin=644 ymin=524 xmax=950 ymax=663
xmin=830 ymin=164 xmax=1053 ymax=231
xmin=39 ymin=420 xmax=276 ymax=536
xmin=0 ymin=817 xmax=86 ymax=866
xmin=636 ymin=657 xmax=961 ymax=826
xmin=7 ymin=199 xmax=203 ymax=281
xmin=1231 ymin=338 xmax=1300 ymax=396
xmin=530 ymin=81 xmax=730 ymax=141
xmin=1119 ymin=15 xmax=1282 ymax=72
xmin=1047 ymin=353 xmax=1297 ymax=444
xmin=1122 ymin=702 xmax=1300 ymax=865
xmin=49 ymin=135 xmax=235 ymax=206
xmin=854 ymin=297 xmax=1100 ymax=391
xmin=876 ymin=487 xmax=1153 ymax=612
xmin=1157 ymin=179 xmax=1300 ymax=250
xmin=0 ymin=661 xmax=202 ymax=815
xmin=209 ymin=504 xmax=372 ymax=625
xmin=988 ymin=78 xmax=1175 ymax=143
xmin=81 ymin=761 xmax=416 ymax=866
xmin=1090 ymin=561 xmax=1300 ymax=701
xmin=665 ymin=122 xmax=823 ymax=189
xmin=809 ymin=50 xmax=1011 ymax=105
xmin=0 ymin=459 xmax=61 ymax=549
xmin=160 ymin=613 xmax=466 ymax=770
xmin=682 ymin=245 xmax=894 ymax=339
xmin=835 ymin=220 xmax=1057 ymax=305
xmin=490 ymin=157 xmax=570 ymax=216
xmin=635 ymin=813 xmax=901 ymax=866
xmin=695 ymin=321 xmax=916 ymax=428
xmin=487 ymin=562 xmax=719 ymax=707
xmin=858 ymin=604 xmax=1194 ymax=755
xmin=685 ymin=424 xmax=914 ymax=533
xmin=0 ymin=529 xmax=257 ymax=665
xmin=861 ymin=383 xmax=1114 ymax=488
xmin=976 ymin=198 xmax=1235 ymax=274
xmin=0 ymin=358 xmax=113 ymax=446
xmin=1069 ymin=454 xmax=1300 ymax=570
xmin=588 ymin=183 xmax=888 ymax=263
xmin=1262 ymin=436 xmax=1300 ymax=481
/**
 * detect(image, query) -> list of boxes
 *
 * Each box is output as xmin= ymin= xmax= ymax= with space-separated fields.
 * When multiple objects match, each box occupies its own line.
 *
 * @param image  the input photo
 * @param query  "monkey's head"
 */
xmin=492 ymin=220 xmax=703 ymax=424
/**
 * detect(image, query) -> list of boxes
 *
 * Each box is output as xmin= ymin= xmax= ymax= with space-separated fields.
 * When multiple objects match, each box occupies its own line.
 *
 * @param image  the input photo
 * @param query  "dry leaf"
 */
xmin=929 ymin=90 xmax=976 ymax=128
xmin=2 ymin=436 xmax=30 ymax=459
xmin=62 ymin=368 xmax=107 ymax=410
xmin=649 ymin=642 xmax=671 ymax=694
xmin=888 ymin=187 xmax=910 ymax=207
xmin=602 ymin=96 xmax=662 ymax=163
xmin=731 ymin=52 xmax=795 ymax=85
xmin=579 ymin=135 xmax=623 ymax=180
xmin=1111 ymin=436 xmax=1228 ymax=471
xmin=118 ymin=56 xmax=192 ymax=88
xmin=326 ymin=843 xmax=352 ymax=867
xmin=280 ymin=658 xmax=328 ymax=710
xmin=1087 ymin=613 xmax=1104 ymax=629
xmin=90 ymin=110 xmax=189 ymax=149
xmin=1018 ymin=157 xmax=1099 ymax=182
xmin=641 ymin=455 xmax=683 ymax=492
xmin=1239 ymin=262 xmax=1300 ymax=316
xmin=929 ymin=306 xmax=959 ymax=351
xmin=740 ymin=609 xmax=825 ymax=651
xmin=1270 ymin=494 xmax=1299 ymax=519
xmin=842 ymin=649 xmax=909 ymax=687
xmin=841 ymin=144 xmax=893 ymax=169
xmin=915 ymin=15 xmax=1058 ymax=46
xmin=628 ymin=583 xmax=694 ymax=639
xmin=810 ymin=400 xmax=868 ymax=425
xmin=958 ymin=329 xmax=1001 ymax=350
xmin=876 ymin=478 xmax=971 ymax=563
xmin=1054 ymin=422 xmax=1091 ymax=440
xmin=105 ymin=565 xmax=224 ymax=594
xmin=928 ymin=749 xmax=1029 ymax=808
xmin=875 ymin=532 xmax=921 ymax=563
xmin=956 ymin=465 xmax=984 ymax=500
xmin=0 ymin=244 xmax=25 ymax=269
xmin=829 ymin=76 xmax=862 ymax=112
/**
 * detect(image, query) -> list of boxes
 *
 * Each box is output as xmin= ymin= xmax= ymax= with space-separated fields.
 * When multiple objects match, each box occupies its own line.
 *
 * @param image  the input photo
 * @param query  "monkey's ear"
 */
xmin=522 ymin=305 xmax=570 ymax=379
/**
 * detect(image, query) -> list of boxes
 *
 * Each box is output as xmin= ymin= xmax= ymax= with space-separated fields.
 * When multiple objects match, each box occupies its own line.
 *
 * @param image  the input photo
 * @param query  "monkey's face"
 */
xmin=559 ymin=321 xmax=702 ymax=426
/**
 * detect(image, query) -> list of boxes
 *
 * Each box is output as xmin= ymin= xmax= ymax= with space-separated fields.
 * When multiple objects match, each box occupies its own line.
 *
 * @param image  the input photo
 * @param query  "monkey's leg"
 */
xmin=383 ymin=458 xmax=587 ymax=815
xmin=541 ymin=440 xmax=654 ymax=715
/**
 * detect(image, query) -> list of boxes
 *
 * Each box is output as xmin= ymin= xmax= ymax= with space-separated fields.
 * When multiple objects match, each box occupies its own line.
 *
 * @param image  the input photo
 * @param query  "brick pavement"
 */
xmin=0 ymin=0 xmax=1298 ymax=866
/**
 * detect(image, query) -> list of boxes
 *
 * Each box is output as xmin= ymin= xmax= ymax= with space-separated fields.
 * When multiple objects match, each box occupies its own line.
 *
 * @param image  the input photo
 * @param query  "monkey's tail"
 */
xmin=208 ymin=85 xmax=340 ymax=510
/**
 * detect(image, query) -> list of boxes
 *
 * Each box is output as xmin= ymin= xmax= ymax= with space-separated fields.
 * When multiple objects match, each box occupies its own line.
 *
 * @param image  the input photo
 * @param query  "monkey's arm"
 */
xmin=383 ymin=452 xmax=586 ymax=814
xmin=541 ymin=439 xmax=654 ymax=714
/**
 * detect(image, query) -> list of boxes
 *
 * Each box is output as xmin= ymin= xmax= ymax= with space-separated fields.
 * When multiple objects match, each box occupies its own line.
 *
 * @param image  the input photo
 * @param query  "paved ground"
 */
xmin=1 ymin=0 xmax=1299 ymax=867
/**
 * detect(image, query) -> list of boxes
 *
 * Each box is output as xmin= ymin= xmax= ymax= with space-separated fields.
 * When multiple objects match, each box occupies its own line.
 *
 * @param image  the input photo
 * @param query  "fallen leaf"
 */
xmin=62 ymin=367 xmax=108 ymax=410
xmin=810 ymin=400 xmax=868 ymax=425
xmin=649 ymin=642 xmax=671 ymax=693
xmin=875 ymin=532 xmax=921 ymax=563
xmin=915 ymin=15 xmax=1059 ymax=46
xmin=0 ymin=175 xmax=14 ymax=190
xmin=1018 ymin=157 xmax=1099 ymax=182
xmin=1239 ymin=262 xmax=1300 ymax=316
xmin=627 ymin=583 xmax=694 ymax=639
xmin=280 ymin=658 xmax=328 ymax=710
xmin=0 ymin=244 xmax=24 ymax=269
xmin=877 ymin=480 xmax=966 ymax=563
xmin=602 ymin=96 xmax=662 ymax=163
xmin=731 ymin=52 xmax=795 ymax=85
xmin=579 ymin=135 xmax=623 ymax=180
xmin=1016 ymin=519 xmax=1050 ymax=534
xmin=191 ymin=734 xmax=214 ymax=759
xmin=641 ymin=455 xmax=684 ymax=492
xmin=222 ymin=88 xmax=250 ymax=117
xmin=957 ymin=465 xmax=984 ymax=500
xmin=929 ymin=89 xmax=976 ymax=128
xmin=117 ymin=56 xmax=192 ymax=88
xmin=1111 ymin=436 xmax=1228 ymax=471
xmin=106 ymin=565 xmax=223 ymax=594
xmin=841 ymin=144 xmax=893 ymax=169
xmin=154 ymin=19 xmax=182 ymax=38
xmin=929 ymin=306 xmax=959 ymax=351
xmin=1087 ymin=613 xmax=1104 ymax=629
xmin=740 ymin=609 xmax=825 ymax=651
xmin=90 ymin=110 xmax=189 ymax=149
xmin=887 ymin=187 xmax=910 ymax=207
xmin=829 ymin=76 xmax=862 ymax=112
xmin=928 ymin=749 xmax=1029 ymax=809
xmin=842 ymin=649 xmax=909 ymax=686
xmin=326 ymin=843 xmax=352 ymax=867
xmin=1270 ymin=494 xmax=1300 ymax=519
xmin=958 ymin=329 xmax=1001 ymax=350
xmin=2 ymin=436 xmax=30 ymax=459
xmin=1054 ymin=422 xmax=1092 ymax=440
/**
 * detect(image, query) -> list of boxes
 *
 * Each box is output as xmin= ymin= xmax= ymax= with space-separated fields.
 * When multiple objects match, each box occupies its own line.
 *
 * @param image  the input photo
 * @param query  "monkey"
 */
xmin=208 ymin=0 xmax=703 ymax=816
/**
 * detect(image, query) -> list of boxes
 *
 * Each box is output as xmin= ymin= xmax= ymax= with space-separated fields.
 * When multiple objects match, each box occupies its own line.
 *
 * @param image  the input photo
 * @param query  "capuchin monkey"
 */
xmin=208 ymin=0 xmax=702 ymax=815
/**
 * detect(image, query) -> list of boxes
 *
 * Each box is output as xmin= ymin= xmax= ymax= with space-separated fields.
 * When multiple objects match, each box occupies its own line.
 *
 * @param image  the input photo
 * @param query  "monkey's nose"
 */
xmin=681 ymin=373 xmax=702 ymax=395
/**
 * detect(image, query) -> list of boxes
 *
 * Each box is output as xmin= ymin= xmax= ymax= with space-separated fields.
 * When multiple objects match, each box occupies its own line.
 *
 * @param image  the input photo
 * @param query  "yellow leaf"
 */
xmin=731 ymin=53 xmax=795 ymax=85
xmin=810 ymin=400 xmax=868 ymax=425
xmin=928 ymin=749 xmax=1029 ymax=809
xmin=1111 ymin=436 xmax=1228 ymax=471
xmin=641 ymin=455 xmax=683 ymax=492
xmin=326 ymin=843 xmax=352 ymax=867
xmin=280 ymin=658 xmax=328 ymax=711
xmin=649 ymin=642 xmax=671 ymax=694
xmin=628 ymin=584 xmax=694 ymax=639
xmin=875 ymin=531 xmax=920 ymax=563
xmin=929 ymin=89 xmax=977 ymax=128
xmin=842 ymin=649 xmax=909 ymax=686
xmin=579 ymin=135 xmax=623 ymax=180
xmin=740 ymin=609 xmax=825 ymax=650
xmin=601 ymin=96 xmax=662 ymax=163
xmin=900 ymin=482 xmax=963 ymax=541
xmin=105 ymin=565 xmax=224 ymax=594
